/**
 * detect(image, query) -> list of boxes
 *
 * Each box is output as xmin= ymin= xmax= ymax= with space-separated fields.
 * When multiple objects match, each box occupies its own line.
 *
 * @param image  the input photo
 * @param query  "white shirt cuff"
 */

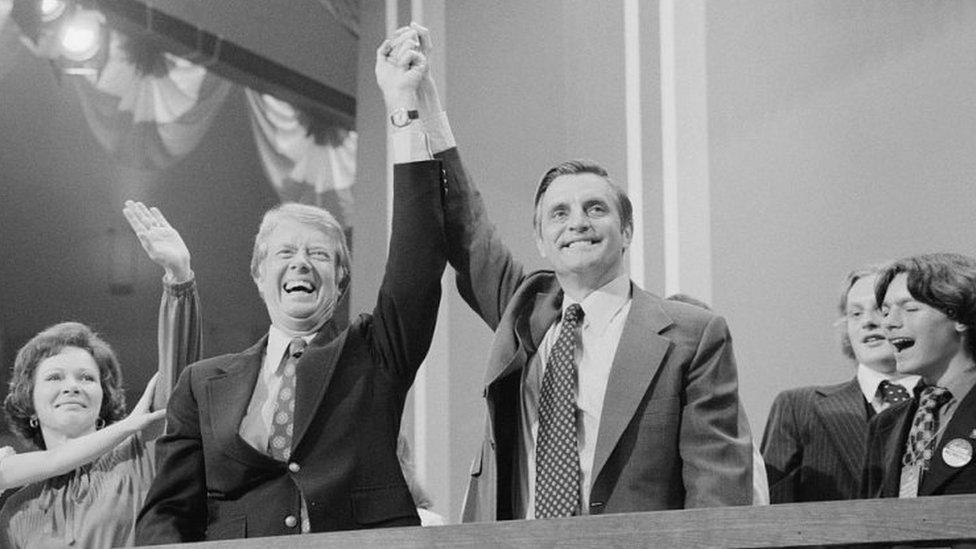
xmin=423 ymin=111 xmax=457 ymax=154
xmin=391 ymin=112 xmax=456 ymax=164
xmin=392 ymin=124 xmax=430 ymax=164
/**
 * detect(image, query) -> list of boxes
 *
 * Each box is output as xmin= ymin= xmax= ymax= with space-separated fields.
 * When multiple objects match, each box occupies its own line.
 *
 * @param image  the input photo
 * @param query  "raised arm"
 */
xmin=0 ymin=374 xmax=165 ymax=489
xmin=123 ymin=201 xmax=202 ymax=417
xmin=371 ymin=41 xmax=447 ymax=383
xmin=383 ymin=24 xmax=529 ymax=331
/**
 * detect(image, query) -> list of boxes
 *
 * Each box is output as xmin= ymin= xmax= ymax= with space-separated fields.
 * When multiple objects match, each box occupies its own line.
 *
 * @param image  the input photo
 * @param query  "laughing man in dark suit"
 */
xmin=135 ymin=45 xmax=447 ymax=542
xmin=862 ymin=253 xmax=976 ymax=498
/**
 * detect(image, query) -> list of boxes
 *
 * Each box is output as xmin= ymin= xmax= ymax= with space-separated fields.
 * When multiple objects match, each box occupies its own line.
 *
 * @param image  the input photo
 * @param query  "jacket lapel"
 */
xmin=485 ymin=290 xmax=561 ymax=386
xmin=920 ymin=386 xmax=976 ymax=494
xmin=208 ymin=336 xmax=275 ymax=466
xmin=813 ymin=379 xmax=868 ymax=480
xmin=591 ymin=287 xmax=673 ymax=483
xmin=292 ymin=321 xmax=348 ymax=451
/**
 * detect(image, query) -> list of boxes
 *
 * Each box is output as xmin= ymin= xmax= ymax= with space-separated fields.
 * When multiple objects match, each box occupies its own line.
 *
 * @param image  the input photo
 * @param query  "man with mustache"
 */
xmin=762 ymin=266 xmax=919 ymax=503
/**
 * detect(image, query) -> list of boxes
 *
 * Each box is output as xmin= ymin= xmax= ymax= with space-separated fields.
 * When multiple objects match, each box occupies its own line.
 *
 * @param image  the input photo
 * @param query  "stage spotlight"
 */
xmin=58 ymin=8 xmax=105 ymax=63
xmin=39 ymin=0 xmax=69 ymax=23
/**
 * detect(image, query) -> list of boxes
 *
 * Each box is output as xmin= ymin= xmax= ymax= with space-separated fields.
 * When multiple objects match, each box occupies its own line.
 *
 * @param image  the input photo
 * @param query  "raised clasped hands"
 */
xmin=375 ymin=22 xmax=432 ymax=109
xmin=123 ymin=200 xmax=193 ymax=284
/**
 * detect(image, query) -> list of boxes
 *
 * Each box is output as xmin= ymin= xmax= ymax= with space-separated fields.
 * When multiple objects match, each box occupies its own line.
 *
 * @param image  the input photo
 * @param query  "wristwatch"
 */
xmin=390 ymin=108 xmax=419 ymax=128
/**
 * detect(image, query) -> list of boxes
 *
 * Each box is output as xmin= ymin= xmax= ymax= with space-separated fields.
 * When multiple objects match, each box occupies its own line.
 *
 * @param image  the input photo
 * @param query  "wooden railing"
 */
xmin=148 ymin=495 xmax=976 ymax=548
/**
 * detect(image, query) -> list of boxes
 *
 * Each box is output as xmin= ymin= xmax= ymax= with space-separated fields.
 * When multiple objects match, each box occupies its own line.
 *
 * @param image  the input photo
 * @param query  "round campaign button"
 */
xmin=941 ymin=438 xmax=973 ymax=468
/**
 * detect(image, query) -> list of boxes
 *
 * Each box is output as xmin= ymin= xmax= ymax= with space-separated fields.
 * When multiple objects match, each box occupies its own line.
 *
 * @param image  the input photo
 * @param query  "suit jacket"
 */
xmin=135 ymin=159 xmax=447 ymax=543
xmin=434 ymin=148 xmax=753 ymax=522
xmin=761 ymin=378 xmax=870 ymax=503
xmin=862 ymin=385 xmax=976 ymax=498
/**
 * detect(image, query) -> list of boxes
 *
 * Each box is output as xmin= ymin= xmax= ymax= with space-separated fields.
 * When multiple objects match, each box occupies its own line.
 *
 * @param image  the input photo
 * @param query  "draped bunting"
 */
xmin=69 ymin=30 xmax=232 ymax=170
xmin=244 ymin=89 xmax=357 ymax=226
xmin=6 ymin=5 xmax=356 ymax=217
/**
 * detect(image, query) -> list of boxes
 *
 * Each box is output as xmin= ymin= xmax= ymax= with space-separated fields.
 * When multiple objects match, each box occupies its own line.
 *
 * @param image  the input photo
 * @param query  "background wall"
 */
xmin=707 ymin=0 xmax=976 ymax=424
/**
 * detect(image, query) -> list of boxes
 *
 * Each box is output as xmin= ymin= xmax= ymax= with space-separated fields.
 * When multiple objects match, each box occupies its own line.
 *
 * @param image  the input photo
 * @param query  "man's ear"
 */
xmin=252 ymin=266 xmax=265 ymax=297
xmin=621 ymin=223 xmax=633 ymax=252
xmin=955 ymin=322 xmax=968 ymax=333
xmin=534 ymin=230 xmax=547 ymax=259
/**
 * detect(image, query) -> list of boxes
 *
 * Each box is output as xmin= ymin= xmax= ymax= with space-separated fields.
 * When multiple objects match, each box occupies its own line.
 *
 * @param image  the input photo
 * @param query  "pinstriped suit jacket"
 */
xmin=761 ymin=378 xmax=869 ymax=502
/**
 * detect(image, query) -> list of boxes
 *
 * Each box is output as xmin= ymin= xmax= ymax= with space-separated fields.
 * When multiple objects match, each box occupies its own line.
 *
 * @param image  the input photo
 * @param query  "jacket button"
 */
xmin=288 ymin=462 xmax=300 ymax=473
xmin=284 ymin=515 xmax=298 ymax=528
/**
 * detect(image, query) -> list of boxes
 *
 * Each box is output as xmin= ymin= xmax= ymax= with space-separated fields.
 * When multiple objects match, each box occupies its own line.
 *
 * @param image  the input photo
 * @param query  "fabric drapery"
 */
xmin=6 ymin=7 xmax=358 ymax=216
xmin=69 ymin=31 xmax=232 ymax=170
xmin=244 ymin=89 xmax=357 ymax=226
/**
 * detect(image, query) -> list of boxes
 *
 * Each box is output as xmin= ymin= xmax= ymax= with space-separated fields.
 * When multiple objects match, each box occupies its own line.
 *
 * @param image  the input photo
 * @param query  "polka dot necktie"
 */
xmin=879 ymin=380 xmax=911 ymax=406
xmin=268 ymin=338 xmax=307 ymax=462
xmin=902 ymin=385 xmax=952 ymax=468
xmin=535 ymin=303 xmax=584 ymax=519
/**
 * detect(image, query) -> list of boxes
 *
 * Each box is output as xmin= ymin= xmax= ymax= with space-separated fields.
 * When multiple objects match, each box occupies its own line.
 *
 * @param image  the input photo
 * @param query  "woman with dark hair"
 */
xmin=0 ymin=201 xmax=201 ymax=548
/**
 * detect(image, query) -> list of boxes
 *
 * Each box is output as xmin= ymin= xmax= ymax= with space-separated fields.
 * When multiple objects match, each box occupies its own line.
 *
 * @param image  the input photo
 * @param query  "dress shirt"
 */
xmin=856 ymin=364 xmax=920 ymax=414
xmin=238 ymin=326 xmax=315 ymax=533
xmin=239 ymin=326 xmax=314 ymax=453
xmin=516 ymin=274 xmax=632 ymax=519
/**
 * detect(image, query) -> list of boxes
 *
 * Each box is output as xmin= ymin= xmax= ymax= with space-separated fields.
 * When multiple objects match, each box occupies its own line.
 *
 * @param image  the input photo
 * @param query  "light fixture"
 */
xmin=10 ymin=0 xmax=108 ymax=74
xmin=38 ymin=0 xmax=69 ymax=23
xmin=58 ymin=7 xmax=105 ymax=63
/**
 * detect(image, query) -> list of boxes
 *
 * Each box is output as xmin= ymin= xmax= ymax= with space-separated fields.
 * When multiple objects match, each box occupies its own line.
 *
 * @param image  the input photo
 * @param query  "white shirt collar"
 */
xmin=855 ymin=363 xmax=920 ymax=402
xmin=266 ymin=325 xmax=314 ymax=372
xmin=561 ymin=274 xmax=631 ymax=336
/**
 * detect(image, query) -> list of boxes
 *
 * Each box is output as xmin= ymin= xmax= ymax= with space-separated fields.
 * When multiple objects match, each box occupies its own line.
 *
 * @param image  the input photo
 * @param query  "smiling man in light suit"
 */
xmin=381 ymin=25 xmax=753 ymax=520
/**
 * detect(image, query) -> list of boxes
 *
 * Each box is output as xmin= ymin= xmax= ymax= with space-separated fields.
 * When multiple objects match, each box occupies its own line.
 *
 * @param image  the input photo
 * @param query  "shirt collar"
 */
xmin=940 ymin=365 xmax=976 ymax=404
xmin=267 ymin=325 xmax=314 ymax=372
xmin=855 ymin=363 xmax=920 ymax=402
xmin=562 ymin=274 xmax=631 ymax=336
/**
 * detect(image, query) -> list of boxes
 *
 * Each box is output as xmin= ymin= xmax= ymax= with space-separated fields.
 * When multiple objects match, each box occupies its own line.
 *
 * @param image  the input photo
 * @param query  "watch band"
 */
xmin=390 ymin=108 xmax=420 ymax=128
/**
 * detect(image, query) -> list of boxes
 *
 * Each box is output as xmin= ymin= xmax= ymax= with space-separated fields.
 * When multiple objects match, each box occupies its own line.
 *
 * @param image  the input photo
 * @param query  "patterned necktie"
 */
xmin=269 ymin=337 xmax=307 ymax=461
xmin=535 ymin=303 xmax=584 ymax=519
xmin=879 ymin=379 xmax=911 ymax=406
xmin=902 ymin=385 xmax=953 ymax=467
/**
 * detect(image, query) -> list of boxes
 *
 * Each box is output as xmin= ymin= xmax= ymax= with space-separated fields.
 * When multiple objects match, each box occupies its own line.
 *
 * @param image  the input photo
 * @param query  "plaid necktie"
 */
xmin=879 ymin=379 xmax=911 ymax=406
xmin=268 ymin=337 xmax=307 ymax=461
xmin=902 ymin=385 xmax=952 ymax=468
xmin=535 ymin=303 xmax=584 ymax=519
